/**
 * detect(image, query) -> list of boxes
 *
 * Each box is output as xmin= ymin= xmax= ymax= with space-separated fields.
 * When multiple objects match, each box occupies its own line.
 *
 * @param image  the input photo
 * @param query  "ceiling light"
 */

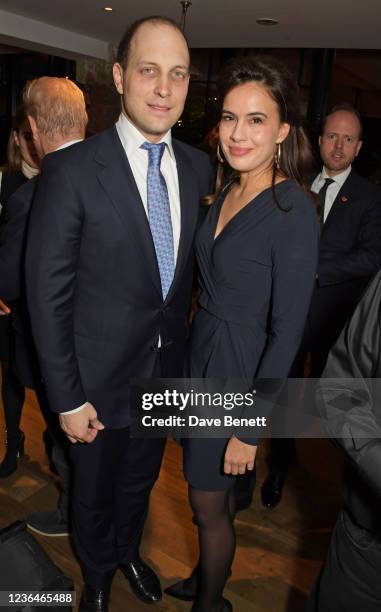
xmin=256 ymin=17 xmax=279 ymax=26
xmin=103 ymin=6 xmax=113 ymax=11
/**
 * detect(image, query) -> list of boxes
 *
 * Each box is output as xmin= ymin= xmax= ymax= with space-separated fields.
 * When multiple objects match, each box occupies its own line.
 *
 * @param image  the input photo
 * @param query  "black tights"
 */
xmin=188 ymin=486 xmax=236 ymax=611
xmin=1 ymin=360 xmax=25 ymax=444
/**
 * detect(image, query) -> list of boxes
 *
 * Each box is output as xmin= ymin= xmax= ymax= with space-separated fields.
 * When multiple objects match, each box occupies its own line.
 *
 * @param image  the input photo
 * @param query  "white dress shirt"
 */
xmin=64 ymin=117 xmax=181 ymax=415
xmin=311 ymin=165 xmax=352 ymax=223
xmin=55 ymin=139 xmax=83 ymax=151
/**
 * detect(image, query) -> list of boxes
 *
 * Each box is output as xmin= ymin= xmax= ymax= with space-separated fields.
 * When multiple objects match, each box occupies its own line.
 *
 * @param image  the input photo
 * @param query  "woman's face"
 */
xmin=14 ymin=123 xmax=40 ymax=169
xmin=219 ymin=81 xmax=289 ymax=176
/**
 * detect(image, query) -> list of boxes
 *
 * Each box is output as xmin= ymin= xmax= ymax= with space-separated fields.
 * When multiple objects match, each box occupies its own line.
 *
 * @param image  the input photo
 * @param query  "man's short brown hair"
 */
xmin=23 ymin=77 xmax=88 ymax=139
xmin=116 ymin=16 xmax=189 ymax=69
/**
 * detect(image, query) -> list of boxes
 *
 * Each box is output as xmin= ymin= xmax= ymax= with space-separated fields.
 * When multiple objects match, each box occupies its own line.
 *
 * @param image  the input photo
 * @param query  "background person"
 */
xmin=307 ymin=268 xmax=381 ymax=612
xmin=262 ymin=104 xmax=381 ymax=510
xmin=0 ymin=77 xmax=88 ymax=536
xmin=0 ymin=105 xmax=40 ymax=478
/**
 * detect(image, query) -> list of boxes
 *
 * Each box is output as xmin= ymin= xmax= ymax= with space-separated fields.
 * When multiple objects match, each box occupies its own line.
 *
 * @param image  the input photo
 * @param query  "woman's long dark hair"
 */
xmin=1 ymin=105 xmax=29 ymax=172
xmin=215 ymin=56 xmax=315 ymax=209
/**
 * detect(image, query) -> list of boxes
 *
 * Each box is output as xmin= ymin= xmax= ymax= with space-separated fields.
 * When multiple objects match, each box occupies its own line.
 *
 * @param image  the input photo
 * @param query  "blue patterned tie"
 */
xmin=141 ymin=142 xmax=175 ymax=299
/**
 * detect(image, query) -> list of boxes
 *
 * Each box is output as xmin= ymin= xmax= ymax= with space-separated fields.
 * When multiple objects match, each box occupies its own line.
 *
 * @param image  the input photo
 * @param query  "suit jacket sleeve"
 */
xmin=318 ymin=187 xmax=381 ymax=286
xmin=0 ymin=184 xmax=32 ymax=301
xmin=316 ymin=270 xmax=381 ymax=497
xmin=26 ymin=155 xmax=87 ymax=413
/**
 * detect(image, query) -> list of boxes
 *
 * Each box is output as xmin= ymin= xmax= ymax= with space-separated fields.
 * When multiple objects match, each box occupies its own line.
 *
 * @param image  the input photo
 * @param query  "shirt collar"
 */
xmin=55 ymin=139 xmax=84 ymax=152
xmin=320 ymin=164 xmax=352 ymax=187
xmin=116 ymin=113 xmax=175 ymax=160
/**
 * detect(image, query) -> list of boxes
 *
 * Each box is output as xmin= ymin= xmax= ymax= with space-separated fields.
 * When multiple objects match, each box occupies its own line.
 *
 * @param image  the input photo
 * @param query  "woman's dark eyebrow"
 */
xmin=221 ymin=109 xmax=268 ymax=118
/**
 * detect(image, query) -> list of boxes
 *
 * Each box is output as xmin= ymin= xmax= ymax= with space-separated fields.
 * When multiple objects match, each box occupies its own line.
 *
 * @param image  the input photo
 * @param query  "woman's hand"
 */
xmin=0 ymin=298 xmax=11 ymax=315
xmin=224 ymin=436 xmax=257 ymax=475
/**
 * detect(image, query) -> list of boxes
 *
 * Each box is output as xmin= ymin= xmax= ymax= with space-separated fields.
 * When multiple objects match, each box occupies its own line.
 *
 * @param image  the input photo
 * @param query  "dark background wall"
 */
xmin=1 ymin=47 xmax=380 ymax=179
xmin=0 ymin=52 xmax=75 ymax=162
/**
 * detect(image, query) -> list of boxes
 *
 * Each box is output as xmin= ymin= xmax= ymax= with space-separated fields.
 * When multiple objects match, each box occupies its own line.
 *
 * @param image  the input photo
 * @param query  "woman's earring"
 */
xmin=217 ymin=143 xmax=225 ymax=164
xmin=275 ymin=142 xmax=281 ymax=168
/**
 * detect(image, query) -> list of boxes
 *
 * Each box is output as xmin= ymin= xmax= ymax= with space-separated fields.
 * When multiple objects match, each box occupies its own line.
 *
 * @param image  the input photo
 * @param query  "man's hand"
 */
xmin=0 ymin=299 xmax=11 ymax=315
xmin=224 ymin=436 xmax=257 ymax=475
xmin=59 ymin=401 xmax=104 ymax=443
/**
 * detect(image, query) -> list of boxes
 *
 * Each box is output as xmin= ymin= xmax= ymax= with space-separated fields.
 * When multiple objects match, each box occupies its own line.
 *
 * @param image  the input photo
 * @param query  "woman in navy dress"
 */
xmin=166 ymin=57 xmax=319 ymax=611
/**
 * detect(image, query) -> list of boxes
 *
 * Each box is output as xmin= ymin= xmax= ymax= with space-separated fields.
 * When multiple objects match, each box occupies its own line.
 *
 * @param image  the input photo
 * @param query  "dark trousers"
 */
xmin=70 ymin=428 xmax=166 ymax=588
xmin=306 ymin=509 xmax=381 ymax=612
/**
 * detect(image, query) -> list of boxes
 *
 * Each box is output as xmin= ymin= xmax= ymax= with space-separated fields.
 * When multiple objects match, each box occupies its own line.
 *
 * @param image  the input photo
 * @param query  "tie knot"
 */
xmin=324 ymin=178 xmax=335 ymax=187
xmin=141 ymin=141 xmax=166 ymax=166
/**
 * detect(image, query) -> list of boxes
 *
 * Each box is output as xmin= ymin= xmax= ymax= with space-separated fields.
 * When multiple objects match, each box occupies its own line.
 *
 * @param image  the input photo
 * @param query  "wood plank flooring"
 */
xmin=0 ymin=387 xmax=343 ymax=611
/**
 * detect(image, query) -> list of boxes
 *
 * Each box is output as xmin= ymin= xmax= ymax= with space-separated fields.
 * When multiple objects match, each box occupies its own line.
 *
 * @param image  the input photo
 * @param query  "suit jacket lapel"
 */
xmin=94 ymin=127 xmax=162 ymax=297
xmin=165 ymin=141 xmax=199 ymax=303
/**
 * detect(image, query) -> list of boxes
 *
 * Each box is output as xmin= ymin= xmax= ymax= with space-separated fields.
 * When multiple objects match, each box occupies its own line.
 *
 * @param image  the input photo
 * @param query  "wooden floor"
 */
xmin=0 ymin=387 xmax=343 ymax=612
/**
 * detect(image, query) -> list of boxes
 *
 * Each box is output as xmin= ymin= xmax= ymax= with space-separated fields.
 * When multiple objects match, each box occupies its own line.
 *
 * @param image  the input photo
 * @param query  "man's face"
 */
xmin=319 ymin=111 xmax=362 ymax=176
xmin=113 ymin=22 xmax=190 ymax=143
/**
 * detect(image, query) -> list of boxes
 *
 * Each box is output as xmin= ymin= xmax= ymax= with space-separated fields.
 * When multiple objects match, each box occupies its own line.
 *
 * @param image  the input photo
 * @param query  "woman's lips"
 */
xmin=228 ymin=147 xmax=252 ymax=157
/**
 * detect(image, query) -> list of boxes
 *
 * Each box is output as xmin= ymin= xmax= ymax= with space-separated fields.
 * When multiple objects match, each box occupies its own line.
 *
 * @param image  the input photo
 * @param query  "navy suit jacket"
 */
xmin=309 ymin=169 xmax=381 ymax=337
xmin=26 ymin=126 xmax=214 ymax=426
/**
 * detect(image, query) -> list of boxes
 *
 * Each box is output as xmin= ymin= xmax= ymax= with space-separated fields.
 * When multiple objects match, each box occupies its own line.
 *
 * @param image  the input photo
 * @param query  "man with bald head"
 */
xmin=300 ymin=104 xmax=381 ymax=376
xmin=26 ymin=16 xmax=213 ymax=612
xmin=262 ymin=104 xmax=381 ymax=510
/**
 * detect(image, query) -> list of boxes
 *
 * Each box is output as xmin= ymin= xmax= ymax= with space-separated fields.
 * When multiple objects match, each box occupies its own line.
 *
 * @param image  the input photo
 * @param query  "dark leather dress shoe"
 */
xmin=261 ymin=471 xmax=286 ymax=509
xmin=79 ymin=586 xmax=109 ymax=612
xmin=120 ymin=558 xmax=162 ymax=604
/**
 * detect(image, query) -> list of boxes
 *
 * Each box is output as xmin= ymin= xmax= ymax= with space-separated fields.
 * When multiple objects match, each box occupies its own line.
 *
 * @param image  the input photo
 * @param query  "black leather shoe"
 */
xmin=261 ymin=471 xmax=285 ymax=509
xmin=120 ymin=558 xmax=162 ymax=604
xmin=79 ymin=586 xmax=109 ymax=612
xmin=165 ymin=568 xmax=232 ymax=602
xmin=164 ymin=577 xmax=197 ymax=601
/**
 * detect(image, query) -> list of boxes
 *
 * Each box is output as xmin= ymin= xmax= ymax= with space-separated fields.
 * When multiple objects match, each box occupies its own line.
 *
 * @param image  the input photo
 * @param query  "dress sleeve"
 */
xmin=237 ymin=188 xmax=319 ymax=446
xmin=256 ymin=190 xmax=319 ymax=378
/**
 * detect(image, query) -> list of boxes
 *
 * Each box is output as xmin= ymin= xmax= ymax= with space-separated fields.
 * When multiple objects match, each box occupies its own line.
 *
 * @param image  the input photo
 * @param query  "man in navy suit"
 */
xmin=26 ymin=16 xmax=213 ymax=612
xmin=262 ymin=105 xmax=381 ymax=509
xmin=0 ymin=77 xmax=88 ymax=536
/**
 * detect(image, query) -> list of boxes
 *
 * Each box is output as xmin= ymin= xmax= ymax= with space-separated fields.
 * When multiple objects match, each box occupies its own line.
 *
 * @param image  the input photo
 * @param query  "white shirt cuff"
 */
xmin=60 ymin=402 xmax=87 ymax=415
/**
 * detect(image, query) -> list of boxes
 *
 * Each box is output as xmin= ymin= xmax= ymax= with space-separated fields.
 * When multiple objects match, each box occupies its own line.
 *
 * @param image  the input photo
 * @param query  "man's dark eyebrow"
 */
xmin=325 ymin=131 xmax=356 ymax=138
xmin=136 ymin=61 xmax=189 ymax=71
